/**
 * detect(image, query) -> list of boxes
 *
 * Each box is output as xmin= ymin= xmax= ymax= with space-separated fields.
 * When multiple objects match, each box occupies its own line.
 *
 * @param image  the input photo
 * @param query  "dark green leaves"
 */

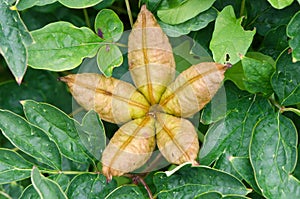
xmin=154 ymin=163 xmax=250 ymax=198
xmin=250 ymin=113 xmax=300 ymax=198
xmin=210 ymin=6 xmax=255 ymax=65
xmin=31 ymin=167 xmax=67 ymax=199
xmin=271 ymin=49 xmax=300 ymax=106
xmin=0 ymin=109 xmax=61 ymax=169
xmin=287 ymin=10 xmax=300 ymax=62
xmin=22 ymin=100 xmax=90 ymax=163
xmin=0 ymin=0 xmax=33 ymax=84
xmin=157 ymin=0 xmax=216 ymax=25
xmin=28 ymin=21 xmax=102 ymax=71
xmin=241 ymin=53 xmax=275 ymax=96
xmin=105 ymin=185 xmax=145 ymax=199
xmin=0 ymin=149 xmax=33 ymax=184
xmin=67 ymin=173 xmax=117 ymax=198
xmin=77 ymin=110 xmax=106 ymax=160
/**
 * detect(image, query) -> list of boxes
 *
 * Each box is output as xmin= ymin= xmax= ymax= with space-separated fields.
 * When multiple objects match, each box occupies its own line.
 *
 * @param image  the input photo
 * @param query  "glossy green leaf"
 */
xmin=230 ymin=157 xmax=261 ymax=194
xmin=94 ymin=9 xmax=123 ymax=42
xmin=59 ymin=0 xmax=103 ymax=8
xmin=0 ymin=110 xmax=61 ymax=169
xmin=259 ymin=25 xmax=288 ymax=60
xmin=158 ymin=7 xmax=217 ymax=37
xmin=97 ymin=44 xmax=123 ymax=77
xmin=16 ymin=0 xmax=56 ymax=10
xmin=19 ymin=185 xmax=39 ymax=199
xmin=1 ymin=182 xmax=23 ymax=199
xmin=200 ymin=83 xmax=273 ymax=171
xmin=0 ymin=149 xmax=33 ymax=184
xmin=28 ymin=21 xmax=102 ymax=71
xmin=210 ymin=6 xmax=255 ymax=65
xmin=105 ymin=185 xmax=145 ymax=199
xmin=271 ymin=49 xmax=300 ymax=106
xmin=195 ymin=192 xmax=248 ymax=199
xmin=22 ymin=100 xmax=90 ymax=163
xmin=157 ymin=0 xmax=216 ymax=25
xmin=250 ymin=113 xmax=300 ymax=198
xmin=241 ymin=54 xmax=275 ymax=96
xmin=287 ymin=10 xmax=300 ymax=62
xmin=0 ymin=1 xmax=33 ymax=84
xmin=154 ymin=163 xmax=250 ymax=197
xmin=31 ymin=167 xmax=67 ymax=199
xmin=49 ymin=174 xmax=70 ymax=191
xmin=267 ymin=0 xmax=294 ymax=9
xmin=77 ymin=110 xmax=106 ymax=160
xmin=67 ymin=173 xmax=117 ymax=198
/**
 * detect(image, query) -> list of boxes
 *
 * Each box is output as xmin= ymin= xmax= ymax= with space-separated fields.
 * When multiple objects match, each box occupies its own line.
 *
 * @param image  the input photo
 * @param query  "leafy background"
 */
xmin=0 ymin=0 xmax=300 ymax=198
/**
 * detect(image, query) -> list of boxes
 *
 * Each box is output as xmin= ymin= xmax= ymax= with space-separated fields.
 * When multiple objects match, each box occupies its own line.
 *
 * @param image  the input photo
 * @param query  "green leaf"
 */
xmin=48 ymin=174 xmax=70 ymax=191
xmin=16 ymin=0 xmax=56 ymax=10
xmin=67 ymin=173 xmax=117 ymax=198
xmin=0 ymin=1 xmax=33 ymax=84
xmin=259 ymin=25 xmax=289 ymax=60
xmin=77 ymin=110 xmax=106 ymax=160
xmin=28 ymin=21 xmax=102 ymax=71
xmin=0 ymin=109 xmax=61 ymax=169
xmin=241 ymin=53 xmax=275 ymax=96
xmin=1 ymin=182 xmax=23 ymax=199
xmin=271 ymin=49 xmax=300 ymax=106
xmin=19 ymin=185 xmax=39 ymax=199
xmin=225 ymin=62 xmax=246 ymax=90
xmin=154 ymin=163 xmax=250 ymax=197
xmin=287 ymin=11 xmax=300 ymax=62
xmin=97 ymin=44 xmax=123 ymax=77
xmin=267 ymin=0 xmax=294 ymax=9
xmin=250 ymin=113 xmax=300 ymax=198
xmin=229 ymin=157 xmax=261 ymax=194
xmin=200 ymin=82 xmax=273 ymax=175
xmin=105 ymin=185 xmax=145 ymax=199
xmin=157 ymin=0 xmax=216 ymax=25
xmin=94 ymin=9 xmax=123 ymax=42
xmin=210 ymin=6 xmax=255 ymax=65
xmin=22 ymin=100 xmax=90 ymax=163
xmin=31 ymin=167 xmax=67 ymax=199
xmin=59 ymin=0 xmax=103 ymax=8
xmin=158 ymin=7 xmax=217 ymax=37
xmin=0 ymin=148 xmax=33 ymax=184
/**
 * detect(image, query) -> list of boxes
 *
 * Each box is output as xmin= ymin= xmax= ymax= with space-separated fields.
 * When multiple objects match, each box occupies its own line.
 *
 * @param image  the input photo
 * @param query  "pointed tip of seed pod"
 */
xmin=141 ymin=4 xmax=147 ymax=11
xmin=57 ymin=76 xmax=68 ymax=82
xmin=225 ymin=62 xmax=232 ymax=69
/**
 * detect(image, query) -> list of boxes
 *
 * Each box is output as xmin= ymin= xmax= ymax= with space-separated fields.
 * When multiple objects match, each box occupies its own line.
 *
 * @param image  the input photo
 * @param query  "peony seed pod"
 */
xmin=159 ymin=62 xmax=228 ymax=118
xmin=59 ymin=73 xmax=149 ymax=124
xmin=101 ymin=116 xmax=156 ymax=180
xmin=128 ymin=5 xmax=175 ymax=105
xmin=155 ymin=113 xmax=199 ymax=165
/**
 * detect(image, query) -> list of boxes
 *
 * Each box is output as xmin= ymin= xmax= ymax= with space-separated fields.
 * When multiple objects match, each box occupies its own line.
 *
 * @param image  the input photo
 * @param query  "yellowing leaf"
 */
xmin=101 ymin=116 xmax=156 ymax=180
xmin=128 ymin=5 xmax=175 ymax=105
xmin=59 ymin=73 xmax=149 ymax=124
xmin=155 ymin=113 xmax=199 ymax=165
xmin=160 ymin=62 xmax=228 ymax=117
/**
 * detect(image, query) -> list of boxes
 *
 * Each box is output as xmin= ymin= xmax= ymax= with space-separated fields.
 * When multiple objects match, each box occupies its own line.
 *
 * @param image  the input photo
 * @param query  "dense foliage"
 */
xmin=0 ymin=0 xmax=299 ymax=198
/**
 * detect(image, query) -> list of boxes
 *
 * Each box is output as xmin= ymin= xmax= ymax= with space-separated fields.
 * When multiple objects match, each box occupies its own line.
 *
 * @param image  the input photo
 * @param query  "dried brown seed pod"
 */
xmin=159 ymin=62 xmax=228 ymax=118
xmin=155 ymin=113 xmax=199 ymax=165
xmin=59 ymin=73 xmax=149 ymax=124
xmin=101 ymin=116 xmax=156 ymax=180
xmin=128 ymin=5 xmax=175 ymax=105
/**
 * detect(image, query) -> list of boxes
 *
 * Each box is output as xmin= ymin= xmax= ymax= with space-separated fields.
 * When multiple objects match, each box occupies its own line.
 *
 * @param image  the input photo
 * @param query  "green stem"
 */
xmin=83 ymin=8 xmax=91 ymax=28
xmin=281 ymin=107 xmax=300 ymax=116
xmin=240 ymin=0 xmax=246 ymax=17
xmin=125 ymin=0 xmax=133 ymax=27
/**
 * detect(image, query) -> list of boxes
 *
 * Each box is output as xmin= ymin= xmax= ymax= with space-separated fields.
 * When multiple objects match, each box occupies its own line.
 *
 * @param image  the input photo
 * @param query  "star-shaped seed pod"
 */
xmin=60 ymin=5 xmax=229 ymax=181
